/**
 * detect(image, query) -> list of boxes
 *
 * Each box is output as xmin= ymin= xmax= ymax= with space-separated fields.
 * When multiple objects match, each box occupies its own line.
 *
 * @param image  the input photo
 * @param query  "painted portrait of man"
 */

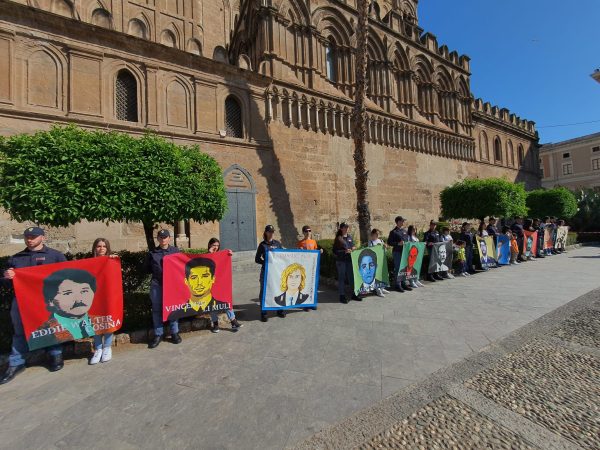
xmin=274 ymin=263 xmax=310 ymax=306
xmin=431 ymin=242 xmax=451 ymax=272
xmin=405 ymin=246 xmax=419 ymax=279
xmin=167 ymin=257 xmax=229 ymax=321
xmin=30 ymin=268 xmax=97 ymax=348
xmin=356 ymin=248 xmax=384 ymax=294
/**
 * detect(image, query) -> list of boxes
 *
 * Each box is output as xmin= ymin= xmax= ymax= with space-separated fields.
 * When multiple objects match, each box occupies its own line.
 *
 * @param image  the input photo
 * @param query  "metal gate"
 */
xmin=220 ymin=165 xmax=257 ymax=252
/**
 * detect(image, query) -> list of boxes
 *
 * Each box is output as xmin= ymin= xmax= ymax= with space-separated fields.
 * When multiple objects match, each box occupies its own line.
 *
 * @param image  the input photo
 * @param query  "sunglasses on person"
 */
xmin=304 ymin=229 xmax=311 ymax=233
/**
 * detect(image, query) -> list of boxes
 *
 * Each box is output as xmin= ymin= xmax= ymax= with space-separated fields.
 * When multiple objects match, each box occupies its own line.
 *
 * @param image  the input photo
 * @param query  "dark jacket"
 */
xmin=273 ymin=292 xmax=309 ymax=307
xmin=387 ymin=227 xmax=407 ymax=253
xmin=255 ymin=240 xmax=283 ymax=266
xmin=486 ymin=225 xmax=498 ymax=238
xmin=145 ymin=245 xmax=180 ymax=284
xmin=2 ymin=246 xmax=67 ymax=288
xmin=333 ymin=235 xmax=354 ymax=261
xmin=510 ymin=223 xmax=524 ymax=239
xmin=423 ymin=230 xmax=441 ymax=247
xmin=459 ymin=231 xmax=474 ymax=248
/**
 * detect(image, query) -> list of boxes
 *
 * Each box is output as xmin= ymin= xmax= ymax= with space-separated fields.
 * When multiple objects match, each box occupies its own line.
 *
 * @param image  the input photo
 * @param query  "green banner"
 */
xmin=398 ymin=242 xmax=426 ymax=283
xmin=351 ymin=245 xmax=390 ymax=296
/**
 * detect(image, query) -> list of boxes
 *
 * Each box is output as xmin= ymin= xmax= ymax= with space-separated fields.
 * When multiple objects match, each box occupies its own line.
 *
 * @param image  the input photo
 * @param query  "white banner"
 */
xmin=262 ymin=249 xmax=320 ymax=310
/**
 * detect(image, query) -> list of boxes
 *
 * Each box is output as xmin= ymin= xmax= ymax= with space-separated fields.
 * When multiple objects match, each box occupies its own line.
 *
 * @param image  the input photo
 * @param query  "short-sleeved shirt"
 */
xmin=297 ymin=239 xmax=318 ymax=250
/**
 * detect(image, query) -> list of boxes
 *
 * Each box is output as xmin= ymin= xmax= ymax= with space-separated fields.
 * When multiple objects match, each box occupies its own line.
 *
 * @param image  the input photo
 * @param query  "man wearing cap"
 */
xmin=424 ymin=220 xmax=445 ymax=281
xmin=486 ymin=217 xmax=499 ymax=242
xmin=387 ymin=216 xmax=412 ymax=292
xmin=145 ymin=229 xmax=182 ymax=348
xmin=1 ymin=227 xmax=67 ymax=385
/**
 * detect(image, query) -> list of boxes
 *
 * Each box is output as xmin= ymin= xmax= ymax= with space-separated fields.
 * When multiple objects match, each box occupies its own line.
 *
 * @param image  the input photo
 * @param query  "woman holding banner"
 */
xmin=89 ymin=238 xmax=118 ymax=365
xmin=333 ymin=223 xmax=358 ymax=304
xmin=207 ymin=238 xmax=243 ymax=332
xmin=255 ymin=225 xmax=284 ymax=322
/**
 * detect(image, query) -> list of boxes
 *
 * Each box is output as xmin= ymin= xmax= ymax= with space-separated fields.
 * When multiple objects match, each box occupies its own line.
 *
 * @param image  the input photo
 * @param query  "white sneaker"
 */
xmin=416 ymin=281 xmax=425 ymax=287
xmin=376 ymin=288 xmax=385 ymax=297
xmin=446 ymin=274 xmax=455 ymax=279
xmin=381 ymin=288 xmax=391 ymax=294
xmin=410 ymin=281 xmax=419 ymax=289
xmin=460 ymin=272 xmax=468 ymax=277
xmin=101 ymin=347 xmax=112 ymax=363
xmin=90 ymin=349 xmax=102 ymax=365
xmin=465 ymin=272 xmax=472 ymax=276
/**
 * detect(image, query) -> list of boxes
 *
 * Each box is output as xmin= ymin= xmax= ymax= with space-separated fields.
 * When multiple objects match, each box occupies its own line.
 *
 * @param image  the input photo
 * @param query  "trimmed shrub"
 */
xmin=526 ymin=187 xmax=578 ymax=219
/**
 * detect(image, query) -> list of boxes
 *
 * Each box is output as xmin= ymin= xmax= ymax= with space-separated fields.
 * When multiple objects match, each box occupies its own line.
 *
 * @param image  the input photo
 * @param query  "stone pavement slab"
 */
xmin=1 ymin=247 xmax=600 ymax=449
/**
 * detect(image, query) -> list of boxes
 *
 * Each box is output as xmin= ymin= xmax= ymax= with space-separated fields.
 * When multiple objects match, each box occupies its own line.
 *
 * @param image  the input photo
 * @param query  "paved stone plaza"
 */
xmin=1 ymin=246 xmax=600 ymax=449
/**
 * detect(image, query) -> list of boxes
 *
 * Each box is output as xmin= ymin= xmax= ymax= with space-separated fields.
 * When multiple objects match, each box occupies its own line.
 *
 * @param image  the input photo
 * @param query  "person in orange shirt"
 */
xmin=296 ymin=225 xmax=321 ymax=311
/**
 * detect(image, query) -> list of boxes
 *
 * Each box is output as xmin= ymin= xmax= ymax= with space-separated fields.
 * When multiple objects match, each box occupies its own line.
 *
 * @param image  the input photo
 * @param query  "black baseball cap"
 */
xmin=430 ymin=220 xmax=437 ymax=225
xmin=395 ymin=216 xmax=405 ymax=223
xmin=23 ymin=226 xmax=44 ymax=237
xmin=264 ymin=225 xmax=275 ymax=232
xmin=339 ymin=222 xmax=349 ymax=229
xmin=157 ymin=229 xmax=171 ymax=238
xmin=302 ymin=225 xmax=311 ymax=232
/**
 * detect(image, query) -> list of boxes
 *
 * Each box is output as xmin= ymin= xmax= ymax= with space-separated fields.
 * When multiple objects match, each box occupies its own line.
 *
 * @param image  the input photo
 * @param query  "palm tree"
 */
xmin=351 ymin=0 xmax=372 ymax=245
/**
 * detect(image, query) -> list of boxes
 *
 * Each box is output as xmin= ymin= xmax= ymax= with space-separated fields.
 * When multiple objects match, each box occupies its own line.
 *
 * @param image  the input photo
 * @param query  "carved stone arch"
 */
xmin=213 ymin=46 xmax=228 ymax=63
xmin=435 ymin=66 xmax=453 ymax=91
xmin=162 ymin=74 xmax=193 ymax=129
xmin=367 ymin=30 xmax=386 ymax=61
xmin=161 ymin=23 xmax=181 ymax=48
xmin=91 ymin=7 xmax=112 ymax=28
xmin=413 ymin=55 xmax=434 ymax=81
xmin=312 ymin=7 xmax=353 ymax=46
xmin=36 ymin=0 xmax=79 ymax=19
xmin=223 ymin=164 xmax=256 ymax=193
xmin=493 ymin=135 xmax=503 ymax=162
xmin=276 ymin=0 xmax=310 ymax=25
xmin=479 ymin=130 xmax=489 ymax=161
xmin=128 ymin=15 xmax=151 ymax=39
xmin=216 ymin=86 xmax=250 ymax=139
xmin=85 ymin=0 xmax=109 ymax=21
xmin=238 ymin=54 xmax=252 ymax=70
xmin=186 ymin=38 xmax=202 ymax=55
xmin=456 ymin=75 xmax=470 ymax=98
xmin=388 ymin=42 xmax=410 ymax=71
xmin=103 ymin=60 xmax=146 ymax=123
xmin=24 ymin=47 xmax=66 ymax=111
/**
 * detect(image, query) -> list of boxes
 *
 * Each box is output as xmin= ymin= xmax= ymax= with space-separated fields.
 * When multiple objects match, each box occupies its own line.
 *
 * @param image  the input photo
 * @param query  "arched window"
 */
xmin=507 ymin=140 xmax=514 ymax=166
xmin=494 ymin=137 xmax=502 ymax=162
xmin=115 ymin=70 xmax=138 ymax=122
xmin=161 ymin=30 xmax=177 ymax=48
xmin=128 ymin=18 xmax=147 ymax=39
xmin=91 ymin=8 xmax=111 ymax=28
xmin=325 ymin=38 xmax=337 ymax=83
xmin=225 ymin=96 xmax=243 ymax=138
xmin=479 ymin=131 xmax=489 ymax=161
xmin=187 ymin=39 xmax=202 ymax=56
xmin=518 ymin=145 xmax=525 ymax=166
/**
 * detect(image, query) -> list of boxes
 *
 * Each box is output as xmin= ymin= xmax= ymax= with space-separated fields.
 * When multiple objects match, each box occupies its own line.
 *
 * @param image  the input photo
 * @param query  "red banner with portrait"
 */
xmin=162 ymin=251 xmax=233 ymax=321
xmin=13 ymin=257 xmax=123 ymax=351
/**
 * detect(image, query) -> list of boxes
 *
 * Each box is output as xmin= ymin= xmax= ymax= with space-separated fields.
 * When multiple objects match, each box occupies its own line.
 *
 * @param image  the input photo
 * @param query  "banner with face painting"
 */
xmin=524 ymin=231 xmax=538 ymax=258
xmin=496 ymin=235 xmax=511 ymax=265
xmin=476 ymin=236 xmax=497 ymax=269
xmin=351 ymin=245 xmax=390 ymax=296
xmin=262 ymin=249 xmax=320 ymax=310
xmin=543 ymin=226 xmax=554 ymax=250
xmin=398 ymin=242 xmax=426 ymax=283
xmin=162 ymin=251 xmax=232 ymax=322
xmin=428 ymin=241 xmax=453 ymax=274
xmin=13 ymin=257 xmax=123 ymax=351
xmin=555 ymin=226 xmax=569 ymax=250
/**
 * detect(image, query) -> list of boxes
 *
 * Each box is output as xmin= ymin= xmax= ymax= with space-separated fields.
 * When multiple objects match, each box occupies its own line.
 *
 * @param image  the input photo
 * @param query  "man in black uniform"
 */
xmin=424 ymin=220 xmax=445 ymax=281
xmin=387 ymin=216 xmax=412 ymax=292
xmin=1 ymin=227 xmax=67 ymax=385
xmin=146 ymin=229 xmax=182 ymax=348
xmin=511 ymin=217 xmax=525 ymax=262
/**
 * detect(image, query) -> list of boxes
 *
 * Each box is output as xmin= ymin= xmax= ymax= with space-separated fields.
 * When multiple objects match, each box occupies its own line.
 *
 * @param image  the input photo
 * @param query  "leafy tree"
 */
xmin=526 ymin=187 xmax=578 ymax=220
xmin=569 ymin=189 xmax=600 ymax=231
xmin=440 ymin=177 xmax=528 ymax=220
xmin=0 ymin=125 xmax=226 ymax=249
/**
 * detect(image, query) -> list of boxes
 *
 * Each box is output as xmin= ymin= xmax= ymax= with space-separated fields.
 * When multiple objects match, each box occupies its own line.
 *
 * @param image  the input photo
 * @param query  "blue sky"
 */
xmin=418 ymin=0 xmax=600 ymax=144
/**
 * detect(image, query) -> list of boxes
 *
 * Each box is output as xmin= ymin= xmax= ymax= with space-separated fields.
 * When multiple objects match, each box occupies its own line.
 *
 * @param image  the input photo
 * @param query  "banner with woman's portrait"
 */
xmin=496 ymin=235 xmax=511 ymax=265
xmin=398 ymin=242 xmax=425 ymax=283
xmin=12 ymin=257 xmax=123 ymax=351
xmin=262 ymin=249 xmax=320 ymax=310
xmin=543 ymin=226 xmax=554 ymax=250
xmin=351 ymin=245 xmax=390 ymax=296
xmin=555 ymin=226 xmax=569 ymax=250
xmin=162 ymin=251 xmax=232 ymax=321
xmin=524 ymin=230 xmax=538 ymax=258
